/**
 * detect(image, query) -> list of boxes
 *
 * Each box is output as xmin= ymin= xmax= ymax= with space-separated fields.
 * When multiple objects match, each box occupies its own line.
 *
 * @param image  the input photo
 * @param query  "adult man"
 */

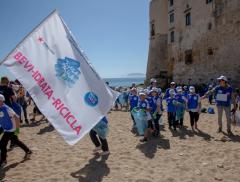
xmin=203 ymin=75 xmax=236 ymax=135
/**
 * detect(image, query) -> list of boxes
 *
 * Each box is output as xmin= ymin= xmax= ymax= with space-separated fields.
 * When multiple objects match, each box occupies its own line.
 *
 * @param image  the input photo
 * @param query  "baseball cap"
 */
xmin=189 ymin=86 xmax=195 ymax=93
xmin=176 ymin=86 xmax=183 ymax=92
xmin=217 ymin=75 xmax=228 ymax=82
xmin=0 ymin=94 xmax=5 ymax=102
xmin=150 ymin=87 xmax=158 ymax=93
xmin=169 ymin=89 xmax=175 ymax=95
xmin=150 ymin=78 xmax=157 ymax=83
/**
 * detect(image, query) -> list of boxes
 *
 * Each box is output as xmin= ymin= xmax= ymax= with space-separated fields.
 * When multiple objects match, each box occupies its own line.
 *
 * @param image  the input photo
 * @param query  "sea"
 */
xmin=103 ymin=77 xmax=145 ymax=87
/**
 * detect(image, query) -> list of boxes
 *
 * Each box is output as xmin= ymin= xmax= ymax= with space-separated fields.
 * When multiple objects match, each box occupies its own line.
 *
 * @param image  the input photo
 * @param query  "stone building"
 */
xmin=146 ymin=0 xmax=240 ymax=88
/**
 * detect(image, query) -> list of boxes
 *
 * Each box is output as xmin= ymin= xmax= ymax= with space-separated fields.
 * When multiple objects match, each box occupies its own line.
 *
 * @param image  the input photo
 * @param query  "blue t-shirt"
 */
xmin=175 ymin=93 xmax=185 ymax=104
xmin=147 ymin=96 xmax=154 ymax=112
xmin=214 ymin=86 xmax=233 ymax=107
xmin=187 ymin=94 xmax=200 ymax=111
xmin=129 ymin=95 xmax=139 ymax=110
xmin=0 ymin=104 xmax=16 ymax=132
xmin=138 ymin=99 xmax=149 ymax=111
xmin=166 ymin=97 xmax=177 ymax=112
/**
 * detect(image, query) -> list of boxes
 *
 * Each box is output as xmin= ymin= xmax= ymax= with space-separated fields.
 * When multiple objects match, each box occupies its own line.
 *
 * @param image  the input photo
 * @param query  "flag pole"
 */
xmin=0 ymin=9 xmax=58 ymax=66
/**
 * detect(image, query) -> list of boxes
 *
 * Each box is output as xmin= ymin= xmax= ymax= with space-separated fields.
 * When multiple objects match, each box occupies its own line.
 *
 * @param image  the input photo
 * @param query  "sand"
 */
xmin=1 ymin=100 xmax=240 ymax=182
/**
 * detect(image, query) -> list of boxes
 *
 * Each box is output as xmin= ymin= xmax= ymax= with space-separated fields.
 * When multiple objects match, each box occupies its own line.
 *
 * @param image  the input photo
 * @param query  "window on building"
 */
xmin=170 ymin=13 xmax=174 ymax=23
xmin=208 ymin=47 xmax=213 ymax=55
xmin=151 ymin=23 xmax=155 ymax=37
xmin=185 ymin=50 xmax=193 ymax=64
xmin=186 ymin=12 xmax=191 ymax=26
xmin=206 ymin=0 xmax=212 ymax=4
xmin=169 ymin=0 xmax=174 ymax=7
xmin=170 ymin=31 xmax=175 ymax=43
xmin=208 ymin=22 xmax=212 ymax=30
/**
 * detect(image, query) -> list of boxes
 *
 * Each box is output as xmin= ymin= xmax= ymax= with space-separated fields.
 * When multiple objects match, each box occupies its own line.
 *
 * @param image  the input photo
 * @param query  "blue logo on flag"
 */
xmin=84 ymin=92 xmax=99 ymax=107
xmin=55 ymin=57 xmax=81 ymax=87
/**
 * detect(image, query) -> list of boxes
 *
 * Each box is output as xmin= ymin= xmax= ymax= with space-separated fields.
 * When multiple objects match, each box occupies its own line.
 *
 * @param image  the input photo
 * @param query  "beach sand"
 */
xmin=1 ymin=101 xmax=240 ymax=182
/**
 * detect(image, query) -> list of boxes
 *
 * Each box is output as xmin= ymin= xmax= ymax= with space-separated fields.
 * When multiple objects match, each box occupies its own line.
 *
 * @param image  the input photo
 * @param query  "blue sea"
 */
xmin=103 ymin=77 xmax=145 ymax=87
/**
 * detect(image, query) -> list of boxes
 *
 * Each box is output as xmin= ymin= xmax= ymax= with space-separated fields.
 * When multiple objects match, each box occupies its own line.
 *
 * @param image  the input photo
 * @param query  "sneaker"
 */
xmin=100 ymin=151 xmax=110 ymax=156
xmin=24 ymin=150 xmax=32 ymax=159
xmin=93 ymin=146 xmax=102 ymax=153
xmin=140 ymin=138 xmax=148 ymax=143
xmin=217 ymin=127 xmax=222 ymax=133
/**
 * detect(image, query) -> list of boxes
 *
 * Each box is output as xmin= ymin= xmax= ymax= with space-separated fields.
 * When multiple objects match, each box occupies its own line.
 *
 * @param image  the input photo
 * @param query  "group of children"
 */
xmin=127 ymin=75 xmax=240 ymax=142
xmin=128 ymin=79 xmax=203 ymax=142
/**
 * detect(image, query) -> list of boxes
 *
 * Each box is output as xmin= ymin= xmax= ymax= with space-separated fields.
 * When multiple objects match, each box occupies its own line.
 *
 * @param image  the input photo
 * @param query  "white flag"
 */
xmin=2 ymin=10 xmax=117 ymax=145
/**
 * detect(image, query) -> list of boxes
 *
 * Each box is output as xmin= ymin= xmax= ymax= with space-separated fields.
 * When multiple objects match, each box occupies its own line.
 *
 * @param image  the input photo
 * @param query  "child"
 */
xmin=138 ymin=91 xmax=153 ymax=142
xmin=128 ymin=87 xmax=139 ymax=126
xmin=174 ymin=86 xmax=186 ymax=127
xmin=0 ymin=94 xmax=32 ymax=167
xmin=90 ymin=116 xmax=110 ymax=156
xmin=166 ymin=89 xmax=177 ymax=130
xmin=150 ymin=87 xmax=163 ymax=137
xmin=186 ymin=86 xmax=201 ymax=131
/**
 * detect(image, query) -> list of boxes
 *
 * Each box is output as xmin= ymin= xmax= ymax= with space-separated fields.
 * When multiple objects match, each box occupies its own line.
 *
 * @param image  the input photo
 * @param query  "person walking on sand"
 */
xmin=175 ymin=86 xmax=186 ymax=127
xmin=128 ymin=87 xmax=139 ymax=127
xmin=186 ymin=86 xmax=201 ymax=131
xmin=0 ymin=94 xmax=32 ymax=168
xmin=149 ymin=87 xmax=163 ymax=137
xmin=203 ymin=75 xmax=236 ymax=136
xmin=138 ymin=91 xmax=153 ymax=142
xmin=166 ymin=89 xmax=177 ymax=130
xmin=90 ymin=116 xmax=110 ymax=156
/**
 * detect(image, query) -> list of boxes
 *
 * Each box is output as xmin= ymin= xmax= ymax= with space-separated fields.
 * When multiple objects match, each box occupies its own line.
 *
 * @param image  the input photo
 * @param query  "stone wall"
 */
xmin=146 ymin=0 xmax=240 ymax=88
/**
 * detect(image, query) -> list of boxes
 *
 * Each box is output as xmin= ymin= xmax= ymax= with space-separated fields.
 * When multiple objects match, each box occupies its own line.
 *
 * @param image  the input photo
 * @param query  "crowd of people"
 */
xmin=118 ymin=76 xmax=240 ymax=142
xmin=0 ymin=74 xmax=240 ymax=167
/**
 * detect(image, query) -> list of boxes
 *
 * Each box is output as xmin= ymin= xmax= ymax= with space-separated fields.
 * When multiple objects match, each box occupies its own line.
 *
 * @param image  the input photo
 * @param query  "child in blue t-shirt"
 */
xmin=186 ymin=86 xmax=201 ymax=131
xmin=149 ymin=87 xmax=163 ymax=137
xmin=128 ymin=88 xmax=139 ymax=126
xmin=166 ymin=89 xmax=177 ymax=130
xmin=175 ymin=86 xmax=186 ymax=127
xmin=90 ymin=116 xmax=110 ymax=156
xmin=137 ymin=91 xmax=153 ymax=142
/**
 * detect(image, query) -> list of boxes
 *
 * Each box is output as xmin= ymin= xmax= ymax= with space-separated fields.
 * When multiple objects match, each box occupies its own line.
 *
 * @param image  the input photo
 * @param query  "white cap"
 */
xmin=217 ymin=75 xmax=228 ymax=82
xmin=170 ymin=82 xmax=176 ymax=85
xmin=150 ymin=78 xmax=157 ymax=83
xmin=0 ymin=94 xmax=5 ymax=102
xmin=176 ymin=86 xmax=183 ymax=93
xmin=189 ymin=86 xmax=195 ymax=93
xmin=169 ymin=89 xmax=175 ymax=95
xmin=139 ymin=92 xmax=146 ymax=96
xmin=150 ymin=87 xmax=158 ymax=93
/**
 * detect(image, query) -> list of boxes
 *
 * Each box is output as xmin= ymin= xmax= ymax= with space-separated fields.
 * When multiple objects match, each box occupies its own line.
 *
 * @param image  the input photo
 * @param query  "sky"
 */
xmin=0 ymin=0 xmax=149 ymax=79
